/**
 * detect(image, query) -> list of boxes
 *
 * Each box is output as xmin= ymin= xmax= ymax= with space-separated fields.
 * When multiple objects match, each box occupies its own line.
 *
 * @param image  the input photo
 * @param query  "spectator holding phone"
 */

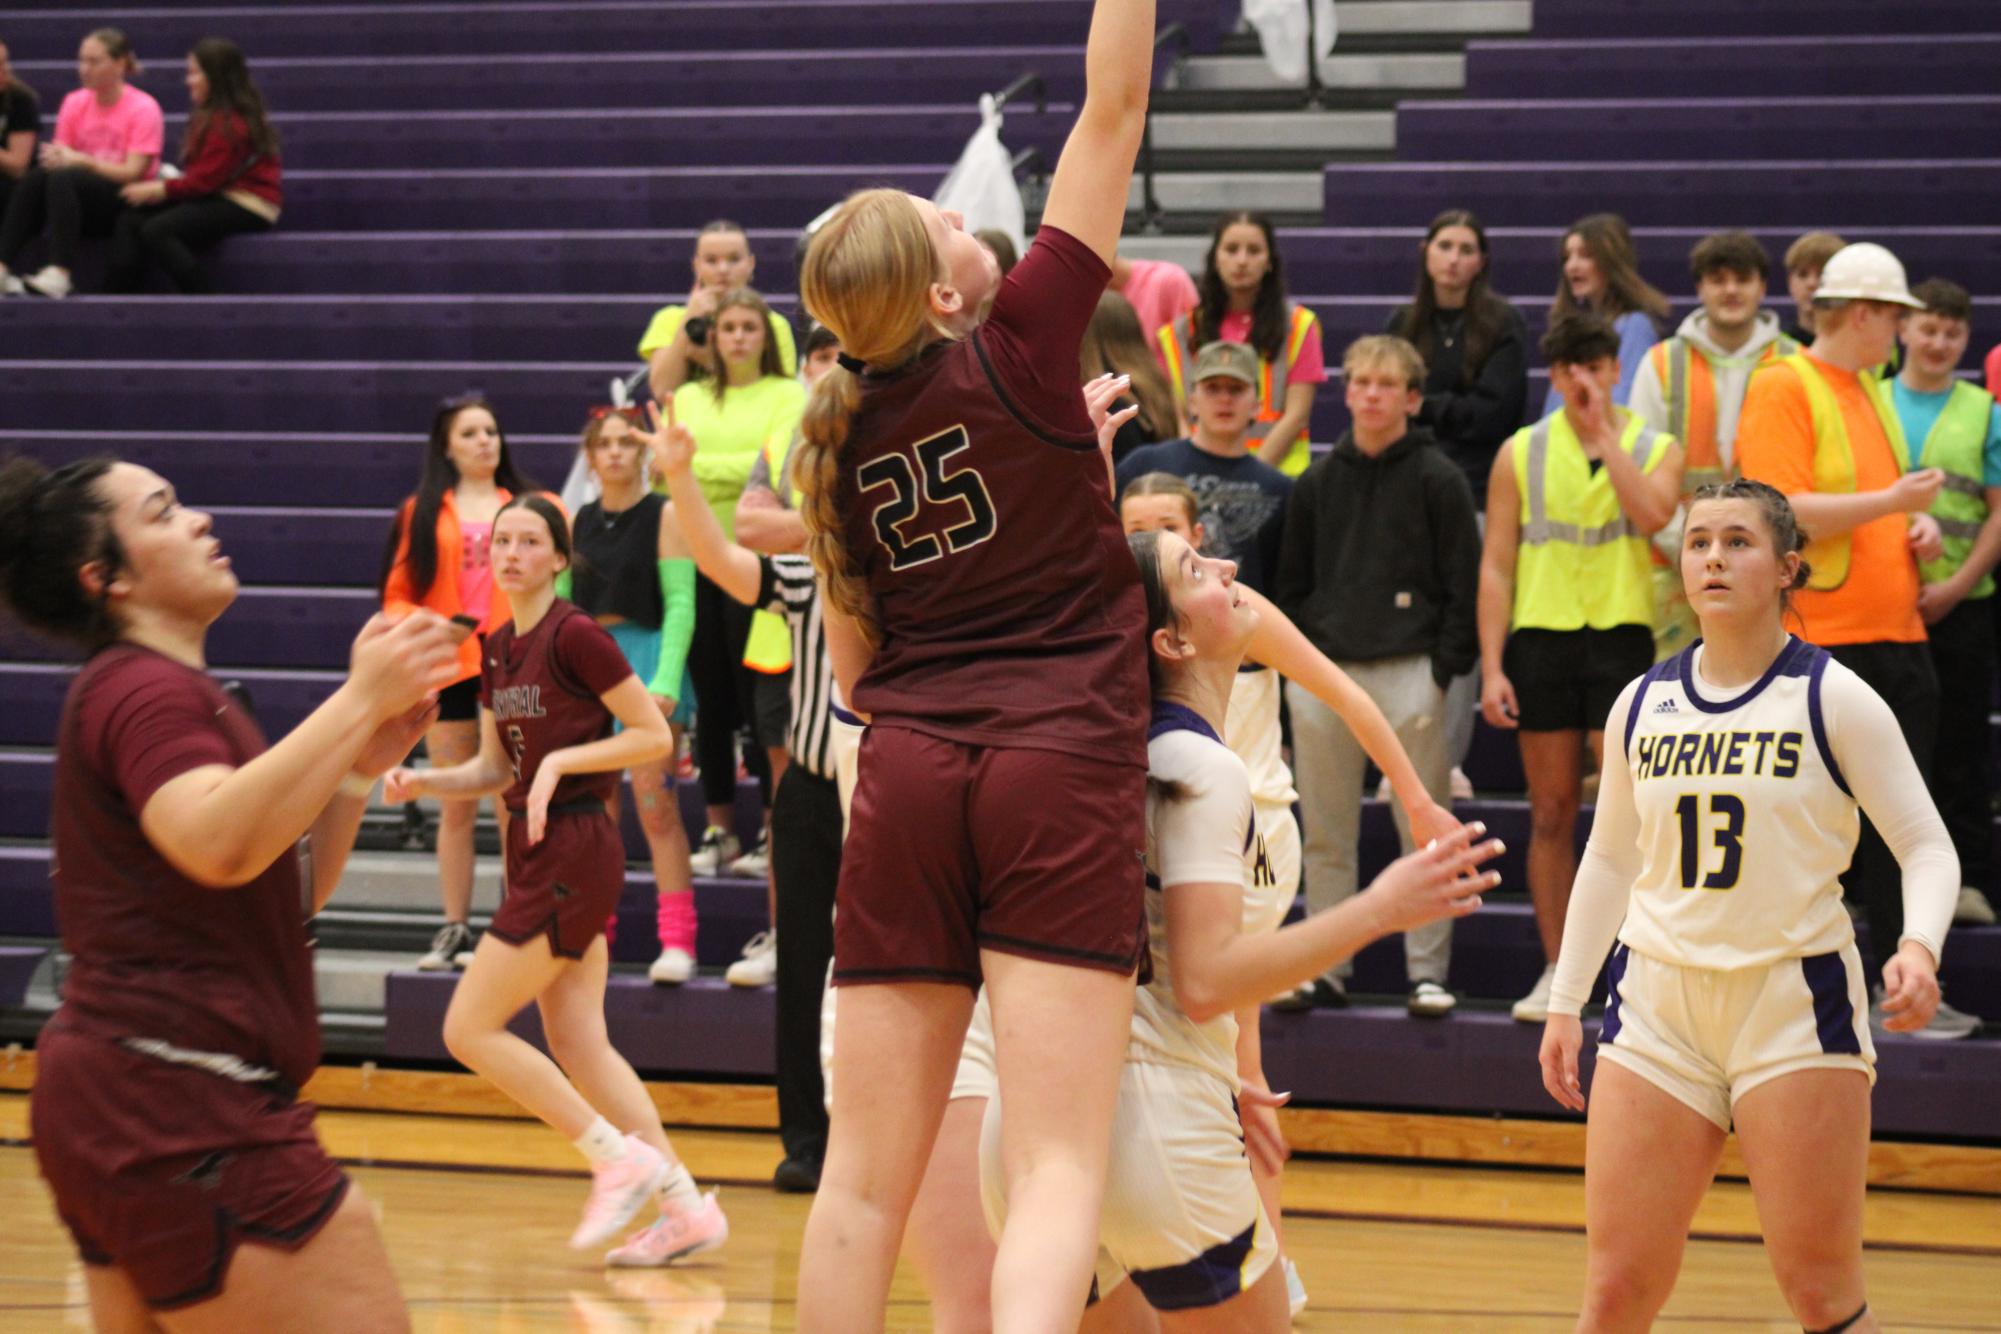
xmin=641 ymin=219 xmax=796 ymax=401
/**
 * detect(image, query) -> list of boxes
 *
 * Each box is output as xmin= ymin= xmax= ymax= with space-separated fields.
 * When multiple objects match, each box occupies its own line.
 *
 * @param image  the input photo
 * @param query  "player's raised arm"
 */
xmin=1039 ymin=0 xmax=1157 ymax=267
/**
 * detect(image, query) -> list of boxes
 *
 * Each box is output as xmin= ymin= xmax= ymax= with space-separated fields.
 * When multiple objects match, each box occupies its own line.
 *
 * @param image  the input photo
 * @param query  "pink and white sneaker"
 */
xmin=570 ymin=1136 xmax=669 ymax=1250
xmin=604 ymin=1192 xmax=729 ymax=1267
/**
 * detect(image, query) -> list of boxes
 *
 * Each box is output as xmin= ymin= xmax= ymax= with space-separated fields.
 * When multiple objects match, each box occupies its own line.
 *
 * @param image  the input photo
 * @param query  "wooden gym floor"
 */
xmin=2 ymin=1094 xmax=1997 ymax=1332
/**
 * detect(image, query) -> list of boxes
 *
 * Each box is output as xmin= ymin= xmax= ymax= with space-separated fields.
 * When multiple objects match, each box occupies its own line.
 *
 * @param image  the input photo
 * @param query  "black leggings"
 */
xmin=0 ymin=166 xmax=126 ymax=272
xmin=106 ymin=197 xmax=270 ymax=294
xmin=770 ymin=765 xmax=840 ymax=1164
xmin=688 ymin=571 xmax=771 ymax=810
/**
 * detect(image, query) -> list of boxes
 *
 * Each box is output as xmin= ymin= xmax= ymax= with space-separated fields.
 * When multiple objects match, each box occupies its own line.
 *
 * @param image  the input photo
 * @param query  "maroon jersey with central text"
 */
xmin=480 ymin=599 xmax=635 ymax=808
xmin=47 ymin=644 xmax=319 ymax=1088
xmin=841 ymin=225 xmax=1148 ymax=767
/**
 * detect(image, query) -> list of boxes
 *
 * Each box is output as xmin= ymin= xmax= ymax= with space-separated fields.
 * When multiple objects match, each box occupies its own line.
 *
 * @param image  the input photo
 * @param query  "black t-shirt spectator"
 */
xmin=1114 ymin=437 xmax=1292 ymax=594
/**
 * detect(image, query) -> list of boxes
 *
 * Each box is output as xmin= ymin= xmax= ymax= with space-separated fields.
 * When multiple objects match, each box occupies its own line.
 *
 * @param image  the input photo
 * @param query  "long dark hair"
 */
xmin=1550 ymin=213 xmax=1670 ymax=331
xmin=1191 ymin=212 xmax=1289 ymax=363
xmin=378 ymin=395 xmax=533 ymax=604
xmin=1391 ymin=209 xmax=1515 ymax=388
xmin=1127 ymin=529 xmax=1182 ymax=696
xmin=185 ymin=37 xmax=279 ymax=162
xmin=0 ymin=454 xmax=124 ymax=650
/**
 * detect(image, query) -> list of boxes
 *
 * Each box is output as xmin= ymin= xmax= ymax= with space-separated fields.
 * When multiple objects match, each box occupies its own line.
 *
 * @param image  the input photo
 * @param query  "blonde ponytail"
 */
xmin=794 ymin=187 xmax=956 ymax=649
xmin=795 ymin=364 xmax=878 ymax=645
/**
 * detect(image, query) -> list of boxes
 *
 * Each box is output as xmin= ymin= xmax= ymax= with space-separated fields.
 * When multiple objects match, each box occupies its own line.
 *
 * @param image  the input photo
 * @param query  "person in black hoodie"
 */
xmin=1271 ymin=335 xmax=1482 ymax=1017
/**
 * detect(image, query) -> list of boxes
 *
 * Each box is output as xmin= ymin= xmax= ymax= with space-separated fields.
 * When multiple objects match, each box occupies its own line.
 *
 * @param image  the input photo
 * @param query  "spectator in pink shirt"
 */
xmin=0 ymin=28 xmax=162 ymax=299
xmin=1111 ymin=252 xmax=1198 ymax=353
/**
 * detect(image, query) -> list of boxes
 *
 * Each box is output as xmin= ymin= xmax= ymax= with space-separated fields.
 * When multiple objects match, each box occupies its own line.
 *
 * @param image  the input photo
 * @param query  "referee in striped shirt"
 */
xmin=650 ymin=406 xmax=848 ymax=1194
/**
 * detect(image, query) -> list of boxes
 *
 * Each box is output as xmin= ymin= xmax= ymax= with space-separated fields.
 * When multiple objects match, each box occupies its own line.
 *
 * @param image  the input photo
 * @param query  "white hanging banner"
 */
xmin=933 ymin=93 xmax=1027 ymax=257
xmin=1242 ymin=0 xmax=1339 ymax=86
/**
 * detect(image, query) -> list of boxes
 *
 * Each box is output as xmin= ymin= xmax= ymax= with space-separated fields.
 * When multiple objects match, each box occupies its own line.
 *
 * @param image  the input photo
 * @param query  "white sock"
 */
xmin=656 ymin=1161 xmax=700 ymax=1212
xmin=573 ymin=1117 xmax=627 ymax=1166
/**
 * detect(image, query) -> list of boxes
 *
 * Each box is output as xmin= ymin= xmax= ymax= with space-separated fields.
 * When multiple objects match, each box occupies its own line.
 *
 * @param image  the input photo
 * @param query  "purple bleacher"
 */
xmin=0 ymin=431 xmax=577 ymax=509
xmin=275 ymin=166 xmax=943 ymax=232
xmin=159 ymin=105 xmax=1071 ymax=172
xmin=384 ymin=973 xmax=775 ymax=1076
xmin=0 ymin=362 xmax=630 ymax=436
xmin=1322 ymin=160 xmax=2001 ymax=230
xmin=0 ymin=846 xmax=56 ymax=939
xmin=174 ymin=227 xmax=2001 ymax=301
xmin=13 ymin=47 xmax=1135 ymax=115
xmin=375 ymin=971 xmax=2000 ymax=1134
xmin=204 ymin=586 xmax=376 ymax=669
xmin=0 ymin=663 xmax=341 ymax=747
xmin=4 ymin=0 xmax=1217 ymax=60
xmin=1463 ymin=35 xmax=2001 ymax=101
xmin=1526 ymin=0 xmax=1997 ymax=38
xmin=202 ymin=230 xmax=804 ymax=298
xmin=1398 ymin=97 xmax=2001 ymax=165
xmin=0 ymin=947 xmax=46 ymax=1007
xmin=1259 ymin=1006 xmax=1999 ymax=1139
xmin=5 ymin=296 xmax=692 ymax=364
xmin=31 ymin=294 xmax=1999 ymax=371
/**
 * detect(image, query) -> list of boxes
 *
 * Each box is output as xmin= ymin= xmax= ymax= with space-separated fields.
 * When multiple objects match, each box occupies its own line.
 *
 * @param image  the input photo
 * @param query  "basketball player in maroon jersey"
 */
xmin=0 ymin=454 xmax=459 ymax=1330
xmin=785 ymin=1 xmax=1160 ymax=1324
xmin=382 ymin=495 xmax=726 ymax=1265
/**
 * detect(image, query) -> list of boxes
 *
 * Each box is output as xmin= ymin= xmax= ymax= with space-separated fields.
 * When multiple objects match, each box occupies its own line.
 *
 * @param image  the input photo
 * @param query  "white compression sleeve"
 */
xmin=1824 ymin=664 xmax=1959 ymax=968
xmin=1548 ymin=682 xmax=1642 ymax=1016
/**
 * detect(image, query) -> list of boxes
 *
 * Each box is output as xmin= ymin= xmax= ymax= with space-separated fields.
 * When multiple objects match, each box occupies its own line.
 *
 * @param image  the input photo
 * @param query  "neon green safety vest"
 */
xmin=1770 ymin=354 xmax=1908 ymax=592
xmin=1511 ymin=410 xmax=1675 ymax=632
xmin=1887 ymin=379 xmax=1998 ymax=600
xmin=740 ymin=428 xmax=801 ymax=674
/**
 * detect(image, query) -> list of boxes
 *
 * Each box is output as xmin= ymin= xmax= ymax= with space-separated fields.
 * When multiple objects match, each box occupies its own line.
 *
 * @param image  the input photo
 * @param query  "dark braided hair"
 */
xmin=0 ymin=455 xmax=125 ymax=649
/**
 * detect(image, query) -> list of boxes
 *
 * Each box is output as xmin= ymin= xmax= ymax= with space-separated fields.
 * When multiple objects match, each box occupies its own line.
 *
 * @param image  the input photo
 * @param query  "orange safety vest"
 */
xmin=1648 ymin=333 xmax=1798 ymax=493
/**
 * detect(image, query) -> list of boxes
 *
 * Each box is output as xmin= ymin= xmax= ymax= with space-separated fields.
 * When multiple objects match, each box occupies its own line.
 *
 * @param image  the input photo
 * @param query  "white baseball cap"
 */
xmin=1813 ymin=242 xmax=1923 ymax=309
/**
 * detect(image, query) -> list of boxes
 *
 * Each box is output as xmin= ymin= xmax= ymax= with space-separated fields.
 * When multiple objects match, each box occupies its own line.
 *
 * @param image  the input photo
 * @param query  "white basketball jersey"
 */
xmin=1223 ymin=664 xmax=1298 ymax=812
xmin=1134 ymin=703 xmax=1278 ymax=1089
xmin=1617 ymin=637 xmax=1860 ymax=970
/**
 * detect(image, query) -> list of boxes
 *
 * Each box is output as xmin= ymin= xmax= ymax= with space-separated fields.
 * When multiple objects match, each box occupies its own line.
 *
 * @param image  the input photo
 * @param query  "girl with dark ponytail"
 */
xmin=0 ymin=452 xmax=455 ymax=1329
xmin=109 ymin=36 xmax=282 ymax=293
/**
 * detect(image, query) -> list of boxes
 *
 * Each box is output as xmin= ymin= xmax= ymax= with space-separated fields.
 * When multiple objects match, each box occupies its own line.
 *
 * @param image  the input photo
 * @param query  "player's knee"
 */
xmin=1579 ymin=1256 xmax=1672 ymax=1326
xmin=440 ymin=1007 xmax=485 ymax=1065
xmin=1773 ymin=1260 xmax=1864 ymax=1330
xmin=1528 ymin=798 xmax=1579 ymax=838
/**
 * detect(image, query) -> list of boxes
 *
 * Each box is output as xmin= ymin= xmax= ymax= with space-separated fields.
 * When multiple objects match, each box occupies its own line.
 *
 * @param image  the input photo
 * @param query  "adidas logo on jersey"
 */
xmin=1652 ymin=698 xmax=1680 ymax=714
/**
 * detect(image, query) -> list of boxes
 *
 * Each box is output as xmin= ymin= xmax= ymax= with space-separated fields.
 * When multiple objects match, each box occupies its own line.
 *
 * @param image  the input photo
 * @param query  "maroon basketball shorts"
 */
xmin=491 ymin=803 xmax=626 ymax=959
xmin=833 ymin=725 xmax=1148 ymax=988
xmin=31 ymin=1025 xmax=348 ymax=1311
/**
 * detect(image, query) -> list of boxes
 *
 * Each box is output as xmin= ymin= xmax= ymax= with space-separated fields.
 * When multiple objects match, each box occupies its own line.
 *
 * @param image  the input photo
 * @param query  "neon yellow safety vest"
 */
xmin=1769 ymin=354 xmax=1904 ymax=592
xmin=1511 ymin=410 xmax=1675 ymax=632
xmin=740 ymin=427 xmax=801 ymax=675
xmin=1889 ymin=379 xmax=1997 ymax=600
xmin=1158 ymin=305 xmax=1320 ymax=476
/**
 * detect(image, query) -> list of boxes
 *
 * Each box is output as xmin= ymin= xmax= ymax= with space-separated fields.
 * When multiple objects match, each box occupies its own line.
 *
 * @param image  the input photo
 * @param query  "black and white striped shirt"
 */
xmin=756 ymin=554 xmax=839 ymax=780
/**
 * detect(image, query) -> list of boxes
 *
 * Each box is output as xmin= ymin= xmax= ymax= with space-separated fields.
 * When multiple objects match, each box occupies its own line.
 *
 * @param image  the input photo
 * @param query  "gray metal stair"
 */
xmin=1134 ymin=1 xmax=1525 ymax=228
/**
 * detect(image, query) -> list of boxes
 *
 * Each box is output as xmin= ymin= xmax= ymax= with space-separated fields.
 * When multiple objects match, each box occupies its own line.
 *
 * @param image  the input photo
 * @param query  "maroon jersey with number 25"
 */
xmin=839 ymin=224 xmax=1148 ymax=768
xmin=479 ymin=600 xmax=635 ymax=809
